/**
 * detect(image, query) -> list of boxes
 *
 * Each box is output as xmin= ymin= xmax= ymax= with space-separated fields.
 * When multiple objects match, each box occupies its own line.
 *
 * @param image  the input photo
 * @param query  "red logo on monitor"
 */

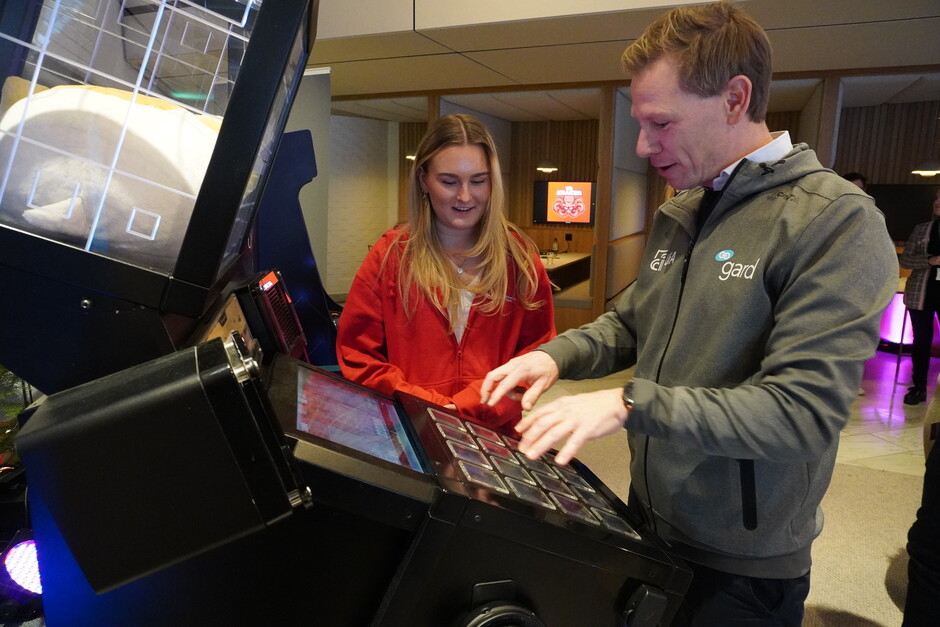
xmin=548 ymin=182 xmax=591 ymax=223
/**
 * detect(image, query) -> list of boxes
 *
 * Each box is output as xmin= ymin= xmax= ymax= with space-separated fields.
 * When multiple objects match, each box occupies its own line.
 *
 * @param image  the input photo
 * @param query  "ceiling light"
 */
xmin=536 ymin=160 xmax=558 ymax=173
xmin=912 ymin=160 xmax=940 ymax=177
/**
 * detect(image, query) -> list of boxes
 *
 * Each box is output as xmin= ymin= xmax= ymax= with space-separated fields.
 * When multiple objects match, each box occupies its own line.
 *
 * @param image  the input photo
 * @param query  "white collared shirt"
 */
xmin=711 ymin=131 xmax=793 ymax=191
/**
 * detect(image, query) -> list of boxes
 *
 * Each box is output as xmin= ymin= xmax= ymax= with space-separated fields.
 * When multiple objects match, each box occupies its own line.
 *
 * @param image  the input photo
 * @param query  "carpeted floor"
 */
xmin=803 ymin=463 xmax=921 ymax=626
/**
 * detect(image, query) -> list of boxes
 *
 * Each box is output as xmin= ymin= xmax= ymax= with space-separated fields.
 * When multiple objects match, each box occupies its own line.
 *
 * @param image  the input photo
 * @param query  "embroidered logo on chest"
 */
xmin=715 ymin=250 xmax=760 ymax=281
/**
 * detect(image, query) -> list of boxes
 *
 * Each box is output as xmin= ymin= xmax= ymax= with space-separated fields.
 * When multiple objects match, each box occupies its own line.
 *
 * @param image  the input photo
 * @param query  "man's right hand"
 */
xmin=480 ymin=351 xmax=560 ymax=412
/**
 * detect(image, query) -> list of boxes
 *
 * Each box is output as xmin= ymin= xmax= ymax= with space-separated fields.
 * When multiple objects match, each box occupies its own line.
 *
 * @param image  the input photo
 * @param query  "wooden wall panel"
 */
xmin=508 ymin=120 xmax=599 ymax=253
xmin=766 ymin=110 xmax=801 ymax=144
xmin=834 ymin=100 xmax=940 ymax=185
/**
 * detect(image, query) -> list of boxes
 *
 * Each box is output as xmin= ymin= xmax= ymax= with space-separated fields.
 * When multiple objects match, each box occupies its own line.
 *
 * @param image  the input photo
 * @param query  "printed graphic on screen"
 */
xmin=547 ymin=182 xmax=592 ymax=223
xmin=295 ymin=369 xmax=423 ymax=470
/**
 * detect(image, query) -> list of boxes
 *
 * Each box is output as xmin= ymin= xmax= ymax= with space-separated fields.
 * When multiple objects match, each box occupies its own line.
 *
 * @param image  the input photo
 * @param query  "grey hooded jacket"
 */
xmin=541 ymin=143 xmax=899 ymax=578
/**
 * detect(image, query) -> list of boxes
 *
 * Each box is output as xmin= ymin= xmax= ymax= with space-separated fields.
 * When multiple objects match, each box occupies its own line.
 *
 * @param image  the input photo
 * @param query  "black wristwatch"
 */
xmin=622 ymin=379 xmax=635 ymax=411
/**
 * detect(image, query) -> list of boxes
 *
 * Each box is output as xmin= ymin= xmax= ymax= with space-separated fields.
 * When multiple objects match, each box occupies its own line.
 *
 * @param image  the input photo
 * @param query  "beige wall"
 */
xmin=326 ymin=115 xmax=394 ymax=297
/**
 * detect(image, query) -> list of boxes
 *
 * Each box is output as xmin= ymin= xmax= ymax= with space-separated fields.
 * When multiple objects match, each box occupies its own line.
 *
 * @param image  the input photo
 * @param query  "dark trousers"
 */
xmin=908 ymin=308 xmax=939 ymax=389
xmin=625 ymin=488 xmax=810 ymax=626
xmin=903 ymin=443 xmax=940 ymax=625
xmin=670 ymin=562 xmax=810 ymax=626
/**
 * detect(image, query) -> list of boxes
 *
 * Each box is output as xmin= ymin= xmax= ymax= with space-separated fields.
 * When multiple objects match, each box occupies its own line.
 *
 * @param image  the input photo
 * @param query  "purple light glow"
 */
xmin=880 ymin=293 xmax=913 ymax=344
xmin=4 ymin=539 xmax=42 ymax=595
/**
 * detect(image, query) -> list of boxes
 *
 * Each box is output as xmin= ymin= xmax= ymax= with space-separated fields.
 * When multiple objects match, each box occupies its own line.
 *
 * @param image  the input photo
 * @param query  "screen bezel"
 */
xmin=264 ymin=355 xmax=432 ymax=478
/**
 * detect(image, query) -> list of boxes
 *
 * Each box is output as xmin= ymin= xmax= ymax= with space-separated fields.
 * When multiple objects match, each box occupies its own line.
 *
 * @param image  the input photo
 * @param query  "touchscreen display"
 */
xmin=295 ymin=368 xmax=423 ymax=471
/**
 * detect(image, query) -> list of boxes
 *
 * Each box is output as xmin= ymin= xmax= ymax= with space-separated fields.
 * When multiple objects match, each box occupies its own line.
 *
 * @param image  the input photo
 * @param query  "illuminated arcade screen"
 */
xmin=295 ymin=368 xmax=424 ymax=471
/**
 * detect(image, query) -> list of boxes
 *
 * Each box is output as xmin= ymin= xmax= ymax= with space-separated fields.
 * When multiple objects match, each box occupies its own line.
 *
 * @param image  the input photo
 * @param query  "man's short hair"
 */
xmin=621 ymin=1 xmax=772 ymax=123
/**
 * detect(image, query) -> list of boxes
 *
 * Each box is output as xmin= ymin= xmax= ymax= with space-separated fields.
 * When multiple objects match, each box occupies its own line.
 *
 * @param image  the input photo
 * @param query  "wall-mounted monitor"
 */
xmin=533 ymin=181 xmax=595 ymax=225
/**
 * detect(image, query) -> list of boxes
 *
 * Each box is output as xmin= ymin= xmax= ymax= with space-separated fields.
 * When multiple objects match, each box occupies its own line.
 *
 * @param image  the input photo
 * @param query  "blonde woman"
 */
xmin=337 ymin=114 xmax=555 ymax=428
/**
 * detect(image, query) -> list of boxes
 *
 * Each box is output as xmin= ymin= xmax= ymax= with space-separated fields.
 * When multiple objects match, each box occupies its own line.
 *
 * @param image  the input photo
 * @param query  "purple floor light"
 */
xmin=3 ymin=538 xmax=42 ymax=595
xmin=880 ymin=293 xmax=913 ymax=346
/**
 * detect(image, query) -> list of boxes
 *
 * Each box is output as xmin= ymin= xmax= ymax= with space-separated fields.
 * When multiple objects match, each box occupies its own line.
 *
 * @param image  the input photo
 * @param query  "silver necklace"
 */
xmin=447 ymin=253 xmax=470 ymax=274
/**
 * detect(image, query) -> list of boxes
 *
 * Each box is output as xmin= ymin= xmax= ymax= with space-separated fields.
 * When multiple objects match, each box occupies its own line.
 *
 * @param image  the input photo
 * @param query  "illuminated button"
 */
xmin=554 ymin=465 xmax=595 ymax=492
xmin=428 ymin=408 xmax=466 ymax=431
xmin=478 ymin=438 xmax=514 ymax=460
xmin=531 ymin=470 xmax=575 ymax=498
xmin=517 ymin=454 xmax=555 ymax=476
xmin=466 ymin=422 xmax=503 ymax=443
xmin=458 ymin=460 xmax=509 ymax=494
xmin=492 ymin=457 xmax=535 ymax=485
xmin=549 ymin=493 xmax=599 ymax=525
xmin=573 ymin=485 xmax=614 ymax=512
xmin=506 ymin=478 xmax=556 ymax=509
xmin=436 ymin=423 xmax=477 ymax=447
xmin=592 ymin=508 xmax=642 ymax=540
xmin=502 ymin=435 xmax=522 ymax=450
xmin=446 ymin=440 xmax=492 ymax=469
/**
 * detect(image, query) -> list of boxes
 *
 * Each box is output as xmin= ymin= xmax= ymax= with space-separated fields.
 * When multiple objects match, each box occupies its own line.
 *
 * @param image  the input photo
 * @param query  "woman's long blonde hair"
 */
xmin=391 ymin=114 xmax=544 ymax=329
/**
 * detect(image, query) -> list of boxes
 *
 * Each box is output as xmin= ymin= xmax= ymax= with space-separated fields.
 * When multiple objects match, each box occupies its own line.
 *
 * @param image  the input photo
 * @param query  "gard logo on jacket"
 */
xmin=715 ymin=249 xmax=761 ymax=281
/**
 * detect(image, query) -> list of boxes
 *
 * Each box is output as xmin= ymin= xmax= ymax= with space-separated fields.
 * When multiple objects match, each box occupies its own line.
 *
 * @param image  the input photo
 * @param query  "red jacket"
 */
xmin=337 ymin=228 xmax=556 ymax=428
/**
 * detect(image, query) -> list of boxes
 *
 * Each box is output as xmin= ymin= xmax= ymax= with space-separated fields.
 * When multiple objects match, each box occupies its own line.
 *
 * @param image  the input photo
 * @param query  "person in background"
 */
xmin=480 ymin=2 xmax=898 ymax=624
xmin=903 ymin=394 xmax=940 ymax=625
xmin=843 ymin=171 xmax=868 ymax=191
xmin=337 ymin=113 xmax=555 ymax=429
xmin=899 ymin=189 xmax=940 ymax=405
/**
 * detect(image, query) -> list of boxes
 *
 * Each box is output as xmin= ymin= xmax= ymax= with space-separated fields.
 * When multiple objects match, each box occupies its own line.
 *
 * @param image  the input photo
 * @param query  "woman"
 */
xmin=337 ymin=114 xmax=555 ymax=428
xmin=900 ymin=189 xmax=940 ymax=405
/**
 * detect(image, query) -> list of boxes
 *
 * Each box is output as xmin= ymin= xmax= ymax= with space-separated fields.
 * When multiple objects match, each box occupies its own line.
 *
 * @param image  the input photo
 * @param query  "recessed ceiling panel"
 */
xmin=768 ymin=79 xmax=820 ymax=112
xmin=331 ymin=97 xmax=428 ymax=122
xmin=311 ymin=31 xmax=452 ymax=64
xmin=317 ymin=54 xmax=518 ymax=97
xmin=317 ymin=0 xmax=414 ymax=39
xmin=417 ymin=8 xmax=664 ymax=51
xmin=769 ymin=19 xmax=940 ymax=74
xmin=415 ymin=0 xmax=703 ymax=29
xmin=548 ymin=89 xmax=603 ymax=119
xmin=466 ymin=41 xmax=631 ymax=85
xmin=841 ymin=75 xmax=926 ymax=108
xmin=888 ymin=74 xmax=940 ymax=105
xmin=443 ymin=90 xmax=600 ymax=121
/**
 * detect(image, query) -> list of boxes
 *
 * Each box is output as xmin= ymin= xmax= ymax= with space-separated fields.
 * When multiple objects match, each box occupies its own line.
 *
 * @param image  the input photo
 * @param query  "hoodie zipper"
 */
xmin=643 ymin=190 xmax=759 ymax=535
xmin=642 ymin=231 xmax=696 ymax=536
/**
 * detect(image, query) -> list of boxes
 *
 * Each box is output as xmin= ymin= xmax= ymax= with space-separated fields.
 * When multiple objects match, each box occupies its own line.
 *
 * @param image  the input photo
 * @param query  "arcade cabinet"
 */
xmin=0 ymin=0 xmax=321 ymax=621
xmin=16 ymin=338 xmax=691 ymax=625
xmin=0 ymin=0 xmax=318 ymax=395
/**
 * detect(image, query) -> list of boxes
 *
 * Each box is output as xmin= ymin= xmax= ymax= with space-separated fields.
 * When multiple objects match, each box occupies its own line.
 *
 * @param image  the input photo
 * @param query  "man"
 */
xmin=480 ymin=2 xmax=898 ymax=624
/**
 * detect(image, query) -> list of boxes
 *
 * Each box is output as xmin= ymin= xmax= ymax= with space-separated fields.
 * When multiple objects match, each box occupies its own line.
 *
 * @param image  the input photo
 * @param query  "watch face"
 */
xmin=622 ymin=381 xmax=634 ymax=409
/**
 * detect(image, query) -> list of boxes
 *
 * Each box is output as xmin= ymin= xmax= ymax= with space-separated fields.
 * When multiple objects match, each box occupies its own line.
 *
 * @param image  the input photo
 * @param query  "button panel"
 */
xmin=425 ymin=408 xmax=643 ymax=540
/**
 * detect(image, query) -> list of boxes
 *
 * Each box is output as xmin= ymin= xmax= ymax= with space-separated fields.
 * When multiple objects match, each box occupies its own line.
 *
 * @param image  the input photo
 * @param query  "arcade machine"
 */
xmin=15 ymin=333 xmax=691 ymax=626
xmin=0 ymin=0 xmax=316 ymax=395
xmin=0 ymin=0 xmax=318 ymax=620
xmin=3 ymin=1 xmax=692 ymax=625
